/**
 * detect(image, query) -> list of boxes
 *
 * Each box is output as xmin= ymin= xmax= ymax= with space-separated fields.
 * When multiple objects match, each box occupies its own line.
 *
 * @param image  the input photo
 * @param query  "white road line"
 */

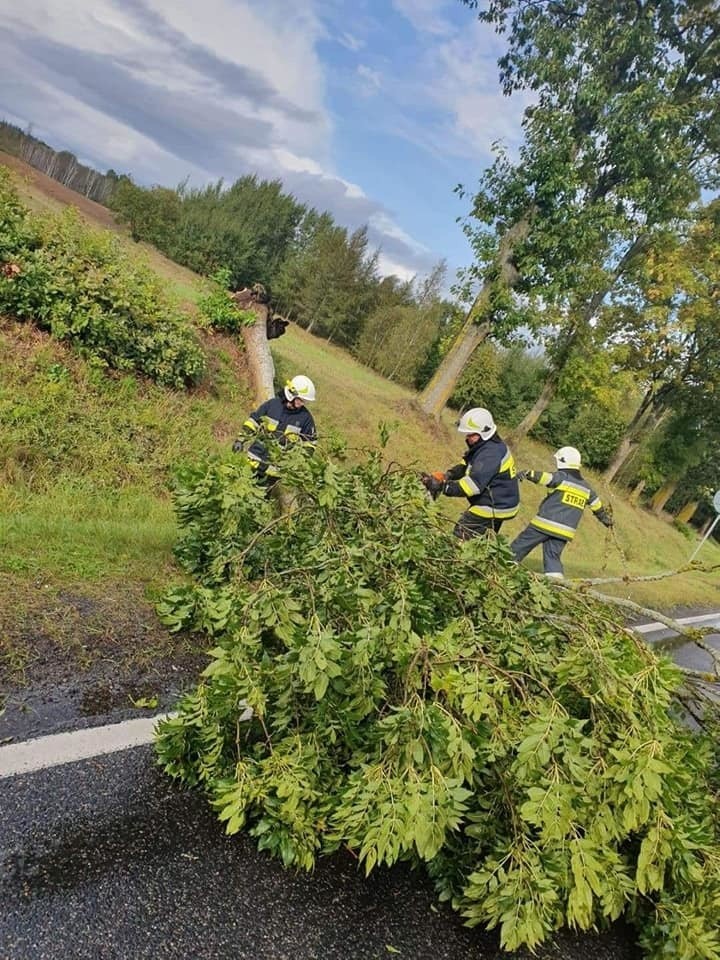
xmin=634 ymin=613 xmax=720 ymax=635
xmin=0 ymin=713 xmax=171 ymax=780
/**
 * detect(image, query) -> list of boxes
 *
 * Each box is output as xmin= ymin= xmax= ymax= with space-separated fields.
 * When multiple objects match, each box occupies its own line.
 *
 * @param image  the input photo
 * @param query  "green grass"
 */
xmin=0 ymin=484 xmax=177 ymax=582
xmin=2 ymin=151 xmax=719 ymax=633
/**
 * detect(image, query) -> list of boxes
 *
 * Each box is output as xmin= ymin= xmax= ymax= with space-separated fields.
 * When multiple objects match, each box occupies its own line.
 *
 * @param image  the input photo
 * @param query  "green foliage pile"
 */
xmin=0 ymin=169 xmax=205 ymax=387
xmin=197 ymin=269 xmax=255 ymax=334
xmin=155 ymin=445 xmax=720 ymax=959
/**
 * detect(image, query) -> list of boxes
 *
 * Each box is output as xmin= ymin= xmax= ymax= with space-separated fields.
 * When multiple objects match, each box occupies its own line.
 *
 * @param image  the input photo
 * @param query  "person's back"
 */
xmin=527 ymin=465 xmax=603 ymax=540
xmin=511 ymin=446 xmax=613 ymax=577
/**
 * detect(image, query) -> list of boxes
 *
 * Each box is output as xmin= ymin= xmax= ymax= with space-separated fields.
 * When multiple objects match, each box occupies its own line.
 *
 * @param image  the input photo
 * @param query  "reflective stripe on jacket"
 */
xmin=443 ymin=435 xmax=520 ymax=520
xmin=526 ymin=468 xmax=604 ymax=541
xmin=243 ymin=393 xmax=316 ymax=468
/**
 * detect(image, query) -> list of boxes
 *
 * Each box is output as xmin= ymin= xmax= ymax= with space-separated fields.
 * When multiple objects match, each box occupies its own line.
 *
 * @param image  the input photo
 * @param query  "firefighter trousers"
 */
xmin=454 ymin=511 xmax=505 ymax=541
xmin=510 ymin=525 xmax=567 ymax=576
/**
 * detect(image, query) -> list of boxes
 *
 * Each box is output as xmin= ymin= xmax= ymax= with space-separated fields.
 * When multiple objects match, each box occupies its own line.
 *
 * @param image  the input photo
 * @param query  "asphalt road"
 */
xmin=1 ymin=746 xmax=638 ymax=960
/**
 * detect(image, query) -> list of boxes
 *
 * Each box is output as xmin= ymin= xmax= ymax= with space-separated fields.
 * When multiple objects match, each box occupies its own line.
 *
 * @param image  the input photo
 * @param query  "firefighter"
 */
xmin=510 ymin=446 xmax=613 ymax=577
xmin=233 ymin=375 xmax=317 ymax=485
xmin=421 ymin=407 xmax=520 ymax=540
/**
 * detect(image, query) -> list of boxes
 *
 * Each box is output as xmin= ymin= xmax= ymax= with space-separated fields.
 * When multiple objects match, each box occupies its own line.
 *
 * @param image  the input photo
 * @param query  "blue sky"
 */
xmin=0 ymin=0 xmax=530 ymax=283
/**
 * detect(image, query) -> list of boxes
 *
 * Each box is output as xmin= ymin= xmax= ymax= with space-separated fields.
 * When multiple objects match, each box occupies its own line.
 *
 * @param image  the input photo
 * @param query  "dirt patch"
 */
xmin=1 ymin=150 xmax=118 ymax=228
xmin=393 ymin=398 xmax=452 ymax=444
xmin=0 ymin=575 xmax=206 ymax=741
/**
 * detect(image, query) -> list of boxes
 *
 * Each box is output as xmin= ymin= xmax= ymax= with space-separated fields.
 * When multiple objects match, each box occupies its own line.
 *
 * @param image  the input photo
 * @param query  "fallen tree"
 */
xmin=156 ymin=443 xmax=720 ymax=959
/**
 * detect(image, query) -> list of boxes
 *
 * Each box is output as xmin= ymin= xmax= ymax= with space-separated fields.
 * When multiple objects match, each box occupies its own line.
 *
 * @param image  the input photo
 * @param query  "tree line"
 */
xmin=3 ymin=0 xmax=719 ymax=532
xmin=107 ymin=174 xmax=454 ymax=389
xmin=0 ymin=121 xmax=119 ymax=204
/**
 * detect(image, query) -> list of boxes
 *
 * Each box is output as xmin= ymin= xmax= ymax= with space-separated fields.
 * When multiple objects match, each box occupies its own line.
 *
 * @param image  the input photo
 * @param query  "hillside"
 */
xmin=1 ymin=152 xmax=719 ymax=705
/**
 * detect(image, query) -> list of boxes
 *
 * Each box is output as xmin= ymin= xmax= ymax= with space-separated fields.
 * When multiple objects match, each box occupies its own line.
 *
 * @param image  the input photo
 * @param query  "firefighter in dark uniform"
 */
xmin=510 ymin=446 xmax=613 ymax=577
xmin=422 ymin=407 xmax=520 ymax=539
xmin=233 ymin=374 xmax=317 ymax=485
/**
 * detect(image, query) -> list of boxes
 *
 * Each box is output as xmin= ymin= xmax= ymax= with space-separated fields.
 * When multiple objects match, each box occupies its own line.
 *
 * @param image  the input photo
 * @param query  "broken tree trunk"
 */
xmin=233 ymin=285 xmax=276 ymax=405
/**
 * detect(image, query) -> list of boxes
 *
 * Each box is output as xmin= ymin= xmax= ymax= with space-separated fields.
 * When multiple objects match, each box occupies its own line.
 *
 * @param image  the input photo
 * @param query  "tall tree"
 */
xmin=420 ymin=0 xmax=720 ymax=418
xmin=603 ymin=204 xmax=720 ymax=481
xmin=273 ymin=221 xmax=379 ymax=348
xmin=356 ymin=262 xmax=450 ymax=384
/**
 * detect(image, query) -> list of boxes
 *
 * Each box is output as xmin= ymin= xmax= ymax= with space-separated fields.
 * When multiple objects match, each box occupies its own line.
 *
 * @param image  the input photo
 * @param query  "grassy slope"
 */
xmin=272 ymin=326 xmax=720 ymax=608
xmin=1 ymin=151 xmax=718 ymax=675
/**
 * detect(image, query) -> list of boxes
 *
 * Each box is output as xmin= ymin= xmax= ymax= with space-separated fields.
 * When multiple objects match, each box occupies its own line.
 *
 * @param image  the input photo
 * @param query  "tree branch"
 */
xmin=550 ymin=580 xmax=720 ymax=676
xmin=568 ymin=562 xmax=720 ymax=586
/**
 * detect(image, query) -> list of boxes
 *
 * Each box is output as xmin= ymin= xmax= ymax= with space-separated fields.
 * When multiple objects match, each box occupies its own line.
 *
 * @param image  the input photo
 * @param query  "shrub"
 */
xmin=155 ymin=445 xmax=720 ymax=959
xmin=0 ymin=171 xmax=205 ymax=388
xmin=450 ymin=345 xmax=548 ymax=427
xmin=197 ymin=268 xmax=255 ymax=334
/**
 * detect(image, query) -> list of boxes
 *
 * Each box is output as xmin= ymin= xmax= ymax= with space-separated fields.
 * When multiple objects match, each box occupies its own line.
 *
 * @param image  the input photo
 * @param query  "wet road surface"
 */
xmin=3 ymin=614 xmax=718 ymax=960
xmin=1 ymin=746 xmax=638 ymax=960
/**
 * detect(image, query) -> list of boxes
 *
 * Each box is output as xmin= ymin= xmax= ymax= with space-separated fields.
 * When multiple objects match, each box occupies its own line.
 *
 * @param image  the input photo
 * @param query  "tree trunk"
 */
xmin=418 ymin=315 xmax=492 ymax=417
xmin=629 ymin=479 xmax=646 ymax=505
xmin=418 ymin=215 xmax=533 ymax=419
xmin=233 ymin=288 xmax=275 ymax=404
xmin=603 ymin=390 xmax=662 ymax=483
xmin=676 ymin=500 xmax=699 ymax=524
xmin=651 ymin=479 xmax=678 ymax=515
xmin=512 ymin=376 xmax=558 ymax=440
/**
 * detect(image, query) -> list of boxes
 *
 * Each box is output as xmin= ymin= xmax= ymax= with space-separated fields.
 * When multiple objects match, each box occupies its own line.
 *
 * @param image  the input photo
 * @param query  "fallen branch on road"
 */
xmin=552 ymin=581 xmax=720 ymax=678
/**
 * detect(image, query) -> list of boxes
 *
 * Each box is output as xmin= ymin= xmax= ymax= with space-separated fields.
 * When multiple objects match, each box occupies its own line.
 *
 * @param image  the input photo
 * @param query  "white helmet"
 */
xmin=284 ymin=375 xmax=316 ymax=403
xmin=554 ymin=446 xmax=581 ymax=469
xmin=457 ymin=407 xmax=496 ymax=439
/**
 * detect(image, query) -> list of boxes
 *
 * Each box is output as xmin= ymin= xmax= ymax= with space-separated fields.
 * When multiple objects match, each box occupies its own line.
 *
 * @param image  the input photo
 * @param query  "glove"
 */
xmin=516 ymin=470 xmax=528 ymax=481
xmin=598 ymin=507 xmax=614 ymax=528
xmin=421 ymin=473 xmax=444 ymax=497
xmin=232 ymin=438 xmax=246 ymax=453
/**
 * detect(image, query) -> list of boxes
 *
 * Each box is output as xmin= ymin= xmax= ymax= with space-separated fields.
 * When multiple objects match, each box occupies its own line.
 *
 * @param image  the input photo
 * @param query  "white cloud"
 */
xmin=376 ymin=253 xmax=417 ymax=283
xmin=369 ymin=211 xmax=431 ymax=258
xmin=370 ymin=17 xmax=530 ymax=165
xmin=145 ymin=0 xmax=331 ymax=159
xmin=431 ymin=22 xmax=532 ymax=158
xmin=338 ymin=30 xmax=363 ymax=51
xmin=356 ymin=64 xmax=382 ymax=95
xmin=0 ymin=0 xmax=442 ymax=281
xmin=269 ymin=149 xmax=325 ymax=177
xmin=392 ymin=0 xmax=453 ymax=36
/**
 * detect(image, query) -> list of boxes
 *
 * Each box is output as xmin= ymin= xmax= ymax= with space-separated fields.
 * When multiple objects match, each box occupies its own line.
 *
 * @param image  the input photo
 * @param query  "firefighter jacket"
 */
xmin=241 ymin=393 xmax=316 ymax=475
xmin=442 ymin=435 xmax=520 ymax=520
xmin=524 ymin=467 xmax=612 ymax=540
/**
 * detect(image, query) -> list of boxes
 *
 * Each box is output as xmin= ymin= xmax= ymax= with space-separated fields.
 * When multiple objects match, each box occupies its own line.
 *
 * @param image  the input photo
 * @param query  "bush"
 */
xmin=450 ymin=345 xmax=548 ymax=427
xmin=0 ymin=171 xmax=205 ymax=387
xmin=155 ymin=445 xmax=720 ymax=959
xmin=530 ymin=400 xmax=626 ymax=470
xmin=197 ymin=269 xmax=255 ymax=335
